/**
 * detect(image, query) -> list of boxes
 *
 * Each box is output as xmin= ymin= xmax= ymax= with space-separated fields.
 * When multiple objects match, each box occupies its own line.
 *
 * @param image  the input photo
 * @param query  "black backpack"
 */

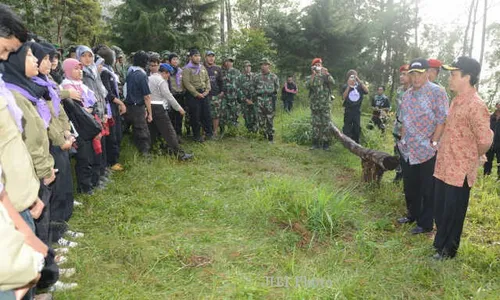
xmin=62 ymin=98 xmax=101 ymax=141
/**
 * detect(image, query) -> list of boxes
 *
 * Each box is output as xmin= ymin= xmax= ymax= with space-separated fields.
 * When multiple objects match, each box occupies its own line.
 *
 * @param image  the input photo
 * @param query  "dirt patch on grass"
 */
xmin=271 ymin=218 xmax=313 ymax=248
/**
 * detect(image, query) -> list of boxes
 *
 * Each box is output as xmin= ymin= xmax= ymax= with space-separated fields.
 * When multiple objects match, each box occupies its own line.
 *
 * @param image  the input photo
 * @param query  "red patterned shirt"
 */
xmin=434 ymin=90 xmax=494 ymax=187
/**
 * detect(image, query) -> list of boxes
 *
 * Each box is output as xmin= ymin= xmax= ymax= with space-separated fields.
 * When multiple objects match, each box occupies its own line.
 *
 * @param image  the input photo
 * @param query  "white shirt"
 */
xmin=148 ymin=73 xmax=182 ymax=111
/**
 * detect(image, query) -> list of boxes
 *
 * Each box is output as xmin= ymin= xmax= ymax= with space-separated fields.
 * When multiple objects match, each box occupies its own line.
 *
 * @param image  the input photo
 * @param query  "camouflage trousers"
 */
xmin=209 ymin=95 xmax=222 ymax=119
xmin=242 ymin=101 xmax=258 ymax=133
xmin=256 ymin=96 xmax=275 ymax=137
xmin=222 ymin=95 xmax=240 ymax=126
xmin=311 ymin=108 xmax=332 ymax=143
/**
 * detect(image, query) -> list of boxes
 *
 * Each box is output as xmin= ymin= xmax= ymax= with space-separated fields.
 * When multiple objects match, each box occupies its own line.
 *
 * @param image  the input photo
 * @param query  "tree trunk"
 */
xmin=328 ymin=122 xmax=399 ymax=184
xmin=220 ymin=0 xmax=225 ymax=45
xmin=470 ymin=0 xmax=480 ymax=56
xmin=414 ymin=0 xmax=419 ymax=47
xmin=56 ymin=0 xmax=68 ymax=45
xmin=462 ymin=0 xmax=475 ymax=56
xmin=226 ymin=0 xmax=233 ymax=44
xmin=258 ymin=0 xmax=263 ymax=28
xmin=478 ymin=0 xmax=487 ymax=89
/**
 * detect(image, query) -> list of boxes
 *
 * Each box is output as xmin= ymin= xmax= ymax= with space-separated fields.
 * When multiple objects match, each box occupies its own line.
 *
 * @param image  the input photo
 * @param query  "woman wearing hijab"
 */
xmin=0 ymin=42 xmax=56 ymax=215
xmin=96 ymin=45 xmax=126 ymax=172
xmin=76 ymin=45 xmax=109 ymax=189
xmin=60 ymin=58 xmax=99 ymax=196
xmin=31 ymin=42 xmax=84 ymax=250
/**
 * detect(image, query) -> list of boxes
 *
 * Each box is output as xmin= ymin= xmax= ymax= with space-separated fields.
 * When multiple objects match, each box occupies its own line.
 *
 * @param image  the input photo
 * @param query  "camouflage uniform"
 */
xmin=221 ymin=66 xmax=242 ymax=128
xmin=240 ymin=66 xmax=257 ymax=133
xmin=204 ymin=64 xmax=223 ymax=120
xmin=306 ymin=71 xmax=335 ymax=147
xmin=393 ymin=85 xmax=407 ymax=181
xmin=253 ymin=59 xmax=279 ymax=140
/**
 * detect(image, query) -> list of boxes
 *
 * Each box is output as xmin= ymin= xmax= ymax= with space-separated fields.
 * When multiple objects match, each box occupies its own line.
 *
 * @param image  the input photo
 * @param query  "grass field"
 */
xmin=58 ymin=97 xmax=500 ymax=299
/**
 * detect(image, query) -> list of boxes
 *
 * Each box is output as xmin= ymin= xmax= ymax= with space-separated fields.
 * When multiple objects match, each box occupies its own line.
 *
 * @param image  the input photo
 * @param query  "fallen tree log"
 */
xmin=328 ymin=122 xmax=399 ymax=183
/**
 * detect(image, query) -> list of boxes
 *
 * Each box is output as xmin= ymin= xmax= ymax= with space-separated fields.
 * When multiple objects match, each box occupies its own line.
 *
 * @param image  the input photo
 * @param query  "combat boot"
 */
xmin=310 ymin=139 xmax=320 ymax=150
xmin=322 ymin=141 xmax=330 ymax=151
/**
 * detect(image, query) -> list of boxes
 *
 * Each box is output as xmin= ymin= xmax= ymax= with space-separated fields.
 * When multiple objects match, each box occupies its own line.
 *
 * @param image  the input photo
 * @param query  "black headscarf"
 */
xmin=0 ymin=42 xmax=46 ymax=99
xmin=31 ymin=42 xmax=52 ymax=64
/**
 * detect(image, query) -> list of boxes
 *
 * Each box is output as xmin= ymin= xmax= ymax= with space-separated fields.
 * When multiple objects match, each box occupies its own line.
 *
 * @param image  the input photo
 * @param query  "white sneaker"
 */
xmin=55 ymin=254 xmax=68 ymax=265
xmin=48 ymin=281 xmax=78 ymax=292
xmin=65 ymin=230 xmax=84 ymax=238
xmin=57 ymin=237 xmax=78 ymax=248
xmin=59 ymin=268 xmax=76 ymax=278
xmin=74 ymin=200 xmax=83 ymax=207
xmin=55 ymin=247 xmax=69 ymax=254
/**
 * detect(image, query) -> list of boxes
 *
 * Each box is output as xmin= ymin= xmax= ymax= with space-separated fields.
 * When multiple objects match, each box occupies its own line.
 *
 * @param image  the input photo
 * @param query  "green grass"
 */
xmin=58 ymin=98 xmax=500 ymax=299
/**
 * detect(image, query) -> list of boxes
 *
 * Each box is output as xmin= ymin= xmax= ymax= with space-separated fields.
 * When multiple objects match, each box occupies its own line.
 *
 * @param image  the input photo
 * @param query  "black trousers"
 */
xmin=433 ymin=178 xmax=471 ymax=257
xmin=124 ymin=104 xmax=151 ymax=154
xmin=149 ymin=105 xmax=181 ymax=154
xmin=35 ymin=181 xmax=52 ymax=245
xmin=343 ymin=107 xmax=361 ymax=143
xmin=106 ymin=102 xmax=122 ymax=166
xmin=393 ymin=144 xmax=403 ymax=182
xmin=283 ymin=94 xmax=294 ymax=112
xmin=484 ymin=147 xmax=500 ymax=176
xmin=49 ymin=146 xmax=74 ymax=222
xmin=400 ymin=155 xmax=436 ymax=229
xmin=186 ymin=92 xmax=212 ymax=139
xmin=169 ymin=93 xmax=186 ymax=137
xmin=75 ymin=138 xmax=93 ymax=193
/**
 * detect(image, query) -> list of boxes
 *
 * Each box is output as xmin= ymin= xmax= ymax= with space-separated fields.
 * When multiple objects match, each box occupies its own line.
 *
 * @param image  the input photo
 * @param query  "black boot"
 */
xmin=322 ymin=141 xmax=330 ymax=151
xmin=310 ymin=139 xmax=320 ymax=150
xmin=268 ymin=134 xmax=274 ymax=143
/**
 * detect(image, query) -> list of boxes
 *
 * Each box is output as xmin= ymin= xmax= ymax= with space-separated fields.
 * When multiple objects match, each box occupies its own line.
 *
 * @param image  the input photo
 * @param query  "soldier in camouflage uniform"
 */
xmin=306 ymin=58 xmax=335 ymax=150
xmin=239 ymin=60 xmax=258 ymax=133
xmin=204 ymin=50 xmax=224 ymax=137
xmin=253 ymin=58 xmax=279 ymax=142
xmin=393 ymin=64 xmax=410 ymax=182
xmin=220 ymin=56 xmax=242 ymax=134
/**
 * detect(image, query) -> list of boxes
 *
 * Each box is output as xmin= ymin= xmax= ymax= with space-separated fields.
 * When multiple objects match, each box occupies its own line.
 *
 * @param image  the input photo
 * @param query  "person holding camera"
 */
xmin=342 ymin=70 xmax=368 ymax=143
xmin=307 ymin=58 xmax=335 ymax=150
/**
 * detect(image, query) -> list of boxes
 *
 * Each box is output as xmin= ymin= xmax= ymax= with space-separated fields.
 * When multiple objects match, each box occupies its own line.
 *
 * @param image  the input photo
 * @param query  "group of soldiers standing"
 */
xmin=158 ymin=49 xmax=280 ymax=143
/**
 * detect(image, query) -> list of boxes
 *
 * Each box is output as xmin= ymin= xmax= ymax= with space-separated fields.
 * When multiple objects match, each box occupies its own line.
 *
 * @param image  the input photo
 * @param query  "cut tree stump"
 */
xmin=328 ymin=122 xmax=399 ymax=184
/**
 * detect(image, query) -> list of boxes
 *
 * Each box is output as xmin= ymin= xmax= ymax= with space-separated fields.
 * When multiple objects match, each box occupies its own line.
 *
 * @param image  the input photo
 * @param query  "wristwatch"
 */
xmin=432 ymin=141 xmax=438 ymax=147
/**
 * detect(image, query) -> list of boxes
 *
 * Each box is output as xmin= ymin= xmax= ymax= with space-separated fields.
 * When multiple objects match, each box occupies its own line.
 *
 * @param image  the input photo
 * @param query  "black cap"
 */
xmin=442 ymin=56 xmax=481 ymax=78
xmin=408 ymin=58 xmax=429 ymax=73
xmin=189 ymin=49 xmax=200 ymax=56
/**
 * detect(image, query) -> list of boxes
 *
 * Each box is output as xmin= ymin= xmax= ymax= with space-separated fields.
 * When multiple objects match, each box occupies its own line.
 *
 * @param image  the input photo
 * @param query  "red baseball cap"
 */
xmin=428 ymin=58 xmax=442 ymax=69
xmin=399 ymin=64 xmax=410 ymax=72
xmin=311 ymin=58 xmax=322 ymax=66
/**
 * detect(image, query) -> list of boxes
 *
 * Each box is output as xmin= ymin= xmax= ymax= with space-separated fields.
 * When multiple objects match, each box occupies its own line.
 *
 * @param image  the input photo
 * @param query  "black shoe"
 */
xmin=179 ymin=153 xmax=194 ymax=161
xmin=268 ymin=134 xmax=274 ymax=142
xmin=397 ymin=217 xmax=415 ymax=224
xmin=432 ymin=252 xmax=453 ymax=261
xmin=193 ymin=137 xmax=204 ymax=143
xmin=322 ymin=142 xmax=330 ymax=151
xmin=411 ymin=226 xmax=432 ymax=234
